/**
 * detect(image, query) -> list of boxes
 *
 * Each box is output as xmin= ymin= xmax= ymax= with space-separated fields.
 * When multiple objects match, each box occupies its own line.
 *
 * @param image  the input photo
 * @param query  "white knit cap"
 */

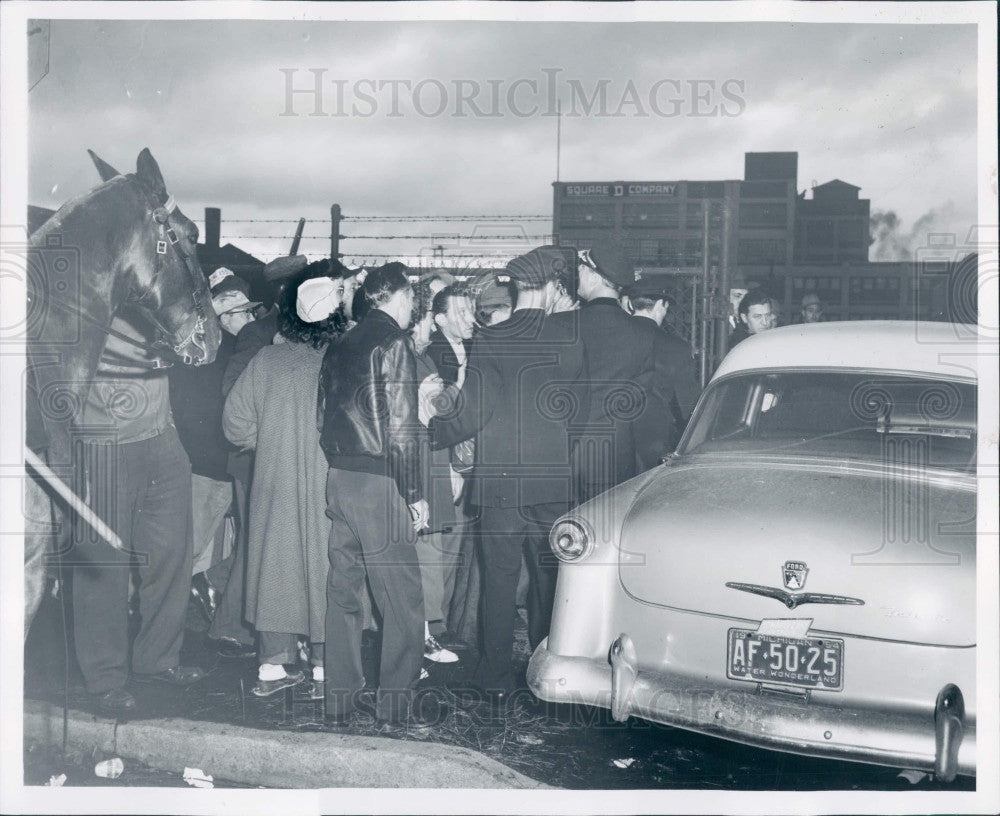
xmin=296 ymin=277 xmax=341 ymax=323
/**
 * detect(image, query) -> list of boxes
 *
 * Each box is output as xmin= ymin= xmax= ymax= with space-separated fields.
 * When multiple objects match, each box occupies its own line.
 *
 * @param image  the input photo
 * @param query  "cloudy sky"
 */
xmin=27 ymin=18 xmax=978 ymax=264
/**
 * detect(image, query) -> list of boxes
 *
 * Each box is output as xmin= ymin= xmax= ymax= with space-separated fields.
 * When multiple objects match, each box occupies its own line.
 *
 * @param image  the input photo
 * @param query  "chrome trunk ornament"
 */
xmin=725 ymin=582 xmax=865 ymax=609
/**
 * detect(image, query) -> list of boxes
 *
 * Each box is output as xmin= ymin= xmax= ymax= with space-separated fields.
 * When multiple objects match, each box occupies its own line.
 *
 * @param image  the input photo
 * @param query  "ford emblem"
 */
xmin=783 ymin=560 xmax=809 ymax=591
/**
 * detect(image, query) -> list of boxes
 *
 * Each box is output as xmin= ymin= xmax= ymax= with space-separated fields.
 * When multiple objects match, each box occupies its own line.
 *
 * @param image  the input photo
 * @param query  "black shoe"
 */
xmin=190 ymin=573 xmax=219 ymax=623
xmin=375 ymin=711 xmax=435 ymax=738
xmin=433 ymin=631 xmax=470 ymax=651
xmin=376 ymin=691 xmax=448 ymax=736
xmin=251 ymin=669 xmax=305 ymax=697
xmin=214 ymin=637 xmax=256 ymax=659
xmin=133 ymin=665 xmax=206 ymax=686
xmin=94 ymin=687 xmax=137 ymax=717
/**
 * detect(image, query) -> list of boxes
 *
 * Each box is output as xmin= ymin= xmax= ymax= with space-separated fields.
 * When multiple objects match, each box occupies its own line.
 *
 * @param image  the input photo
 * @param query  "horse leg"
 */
xmin=24 ymin=475 xmax=54 ymax=640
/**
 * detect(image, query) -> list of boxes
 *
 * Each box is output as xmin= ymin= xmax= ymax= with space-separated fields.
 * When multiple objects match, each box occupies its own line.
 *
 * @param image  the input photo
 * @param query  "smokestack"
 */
xmin=205 ymin=207 xmax=221 ymax=250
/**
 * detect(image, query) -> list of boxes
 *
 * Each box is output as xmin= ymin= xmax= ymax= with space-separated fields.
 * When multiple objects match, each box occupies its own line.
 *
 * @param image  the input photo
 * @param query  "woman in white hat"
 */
xmin=222 ymin=270 xmax=346 ymax=697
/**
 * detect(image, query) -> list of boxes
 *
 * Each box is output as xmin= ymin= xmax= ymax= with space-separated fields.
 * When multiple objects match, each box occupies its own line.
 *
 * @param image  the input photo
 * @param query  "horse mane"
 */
xmin=31 ymin=174 xmax=139 ymax=242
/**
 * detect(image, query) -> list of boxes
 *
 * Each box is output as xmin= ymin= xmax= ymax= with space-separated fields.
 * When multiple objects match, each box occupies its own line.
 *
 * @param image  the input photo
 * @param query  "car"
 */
xmin=528 ymin=321 xmax=979 ymax=781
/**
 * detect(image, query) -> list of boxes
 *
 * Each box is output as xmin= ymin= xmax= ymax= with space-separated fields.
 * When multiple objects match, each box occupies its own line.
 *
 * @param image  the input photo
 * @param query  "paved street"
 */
xmin=22 ymin=592 xmax=973 ymax=791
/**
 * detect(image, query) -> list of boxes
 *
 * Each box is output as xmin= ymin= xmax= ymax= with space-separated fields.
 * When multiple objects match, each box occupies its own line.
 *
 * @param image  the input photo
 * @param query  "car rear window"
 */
xmin=681 ymin=371 xmax=977 ymax=471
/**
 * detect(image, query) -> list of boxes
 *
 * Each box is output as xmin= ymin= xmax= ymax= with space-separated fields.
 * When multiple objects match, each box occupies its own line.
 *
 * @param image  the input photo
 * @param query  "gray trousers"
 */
xmin=414 ymin=504 xmax=468 ymax=631
xmin=71 ymin=428 xmax=192 ymax=694
xmin=324 ymin=469 xmax=424 ymax=722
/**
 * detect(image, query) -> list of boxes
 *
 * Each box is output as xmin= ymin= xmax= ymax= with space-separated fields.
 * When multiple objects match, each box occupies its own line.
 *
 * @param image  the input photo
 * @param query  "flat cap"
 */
xmin=506 ymin=245 xmax=575 ymax=288
xmin=262 ymin=254 xmax=309 ymax=282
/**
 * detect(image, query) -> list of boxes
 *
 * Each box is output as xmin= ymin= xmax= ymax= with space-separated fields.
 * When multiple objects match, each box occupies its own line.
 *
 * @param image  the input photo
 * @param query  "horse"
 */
xmin=23 ymin=147 xmax=222 ymax=638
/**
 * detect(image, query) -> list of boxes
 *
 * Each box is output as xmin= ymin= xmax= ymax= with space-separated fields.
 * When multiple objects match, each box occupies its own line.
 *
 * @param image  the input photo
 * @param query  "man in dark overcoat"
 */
xmin=574 ymin=245 xmax=647 ymax=502
xmin=430 ymin=246 xmax=587 ymax=709
xmin=623 ymin=278 xmax=702 ymax=471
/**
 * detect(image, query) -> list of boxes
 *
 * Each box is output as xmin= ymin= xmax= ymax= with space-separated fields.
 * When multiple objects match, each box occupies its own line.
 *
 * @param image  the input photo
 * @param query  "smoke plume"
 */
xmin=869 ymin=203 xmax=958 ymax=261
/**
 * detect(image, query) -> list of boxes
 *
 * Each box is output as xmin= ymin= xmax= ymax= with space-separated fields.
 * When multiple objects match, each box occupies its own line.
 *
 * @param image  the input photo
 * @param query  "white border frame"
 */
xmin=1 ymin=3 xmax=997 ymax=815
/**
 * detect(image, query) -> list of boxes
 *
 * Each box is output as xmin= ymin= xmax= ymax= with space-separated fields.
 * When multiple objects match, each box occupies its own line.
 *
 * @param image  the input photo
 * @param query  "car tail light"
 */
xmin=550 ymin=518 xmax=592 ymax=562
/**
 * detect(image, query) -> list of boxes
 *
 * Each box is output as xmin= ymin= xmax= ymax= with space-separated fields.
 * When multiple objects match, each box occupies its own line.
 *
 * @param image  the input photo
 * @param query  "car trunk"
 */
xmin=618 ymin=458 xmax=975 ymax=647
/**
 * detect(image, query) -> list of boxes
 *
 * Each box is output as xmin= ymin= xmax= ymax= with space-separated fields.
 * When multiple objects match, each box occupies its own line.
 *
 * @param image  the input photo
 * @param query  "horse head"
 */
xmin=88 ymin=148 xmax=222 ymax=366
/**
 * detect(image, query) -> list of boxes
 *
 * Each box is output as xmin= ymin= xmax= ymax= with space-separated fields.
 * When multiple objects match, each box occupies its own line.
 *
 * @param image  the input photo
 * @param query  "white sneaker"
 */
xmin=424 ymin=634 xmax=459 ymax=663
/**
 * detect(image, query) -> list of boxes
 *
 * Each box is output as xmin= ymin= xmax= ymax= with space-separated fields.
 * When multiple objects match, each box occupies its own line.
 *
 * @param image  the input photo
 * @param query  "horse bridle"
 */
xmin=144 ymin=190 xmax=211 ymax=365
xmin=83 ymin=183 xmax=210 ymax=370
xmin=31 ymin=179 xmax=212 ymax=370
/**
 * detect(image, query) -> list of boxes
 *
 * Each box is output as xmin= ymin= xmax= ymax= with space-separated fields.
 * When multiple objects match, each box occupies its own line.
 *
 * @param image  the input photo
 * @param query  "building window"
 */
xmin=659 ymin=239 xmax=682 ymax=263
xmin=623 ymin=203 xmax=679 ymax=228
xmin=560 ymin=204 xmax=615 ymax=227
xmin=685 ymin=201 xmax=723 ymax=229
xmin=792 ymin=276 xmax=841 ymax=303
xmin=738 ymin=239 xmax=787 ymax=264
xmin=638 ymin=239 xmax=660 ymax=262
xmin=839 ymin=219 xmax=867 ymax=246
xmin=849 ymin=276 xmax=900 ymax=305
xmin=804 ymin=218 xmax=836 ymax=247
xmin=739 ymin=203 xmax=788 ymax=229
xmin=686 ymin=181 xmax=725 ymax=199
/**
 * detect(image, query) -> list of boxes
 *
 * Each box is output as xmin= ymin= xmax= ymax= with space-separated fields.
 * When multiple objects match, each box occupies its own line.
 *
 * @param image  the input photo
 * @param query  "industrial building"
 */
xmin=551 ymin=151 xmax=961 ymax=326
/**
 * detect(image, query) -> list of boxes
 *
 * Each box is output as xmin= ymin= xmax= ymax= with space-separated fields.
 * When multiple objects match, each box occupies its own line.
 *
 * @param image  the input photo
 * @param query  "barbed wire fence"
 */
xmin=191 ymin=206 xmax=707 ymax=369
xmin=192 ymin=209 xmax=555 ymax=271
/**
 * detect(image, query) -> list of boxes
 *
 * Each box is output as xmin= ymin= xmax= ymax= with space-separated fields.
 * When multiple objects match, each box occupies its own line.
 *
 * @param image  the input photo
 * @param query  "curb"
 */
xmin=23 ymin=700 xmax=551 ymax=789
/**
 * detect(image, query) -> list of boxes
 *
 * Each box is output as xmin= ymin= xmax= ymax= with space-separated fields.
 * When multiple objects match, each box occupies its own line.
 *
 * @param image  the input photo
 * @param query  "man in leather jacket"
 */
xmin=317 ymin=264 xmax=431 ymax=729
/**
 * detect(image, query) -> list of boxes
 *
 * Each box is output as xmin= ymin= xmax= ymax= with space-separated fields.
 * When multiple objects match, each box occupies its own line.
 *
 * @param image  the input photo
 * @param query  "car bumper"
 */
xmin=527 ymin=634 xmax=975 ymax=779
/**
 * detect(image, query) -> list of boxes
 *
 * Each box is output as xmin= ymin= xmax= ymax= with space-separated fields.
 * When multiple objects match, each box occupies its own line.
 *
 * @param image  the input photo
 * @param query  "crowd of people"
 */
xmin=61 ymin=240 xmax=827 ymax=731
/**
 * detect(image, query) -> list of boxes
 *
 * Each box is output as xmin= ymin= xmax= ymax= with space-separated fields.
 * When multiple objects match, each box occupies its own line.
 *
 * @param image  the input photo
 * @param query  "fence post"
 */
xmin=715 ymin=189 xmax=735 ymax=365
xmin=289 ymin=218 xmax=305 ymax=256
xmin=330 ymin=204 xmax=341 ymax=261
xmin=699 ymin=201 xmax=712 ymax=388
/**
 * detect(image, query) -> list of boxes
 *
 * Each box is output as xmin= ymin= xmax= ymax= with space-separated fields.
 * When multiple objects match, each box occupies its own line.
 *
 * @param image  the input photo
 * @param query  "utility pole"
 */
xmin=555 ymin=101 xmax=562 ymax=182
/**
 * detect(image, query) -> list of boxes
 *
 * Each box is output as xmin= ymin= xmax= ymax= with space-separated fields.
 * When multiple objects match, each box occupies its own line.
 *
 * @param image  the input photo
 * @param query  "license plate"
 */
xmin=727 ymin=629 xmax=843 ymax=691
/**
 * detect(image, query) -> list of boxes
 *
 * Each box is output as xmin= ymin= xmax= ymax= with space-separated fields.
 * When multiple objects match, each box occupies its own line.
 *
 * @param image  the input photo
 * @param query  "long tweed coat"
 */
xmin=222 ymin=340 xmax=330 ymax=642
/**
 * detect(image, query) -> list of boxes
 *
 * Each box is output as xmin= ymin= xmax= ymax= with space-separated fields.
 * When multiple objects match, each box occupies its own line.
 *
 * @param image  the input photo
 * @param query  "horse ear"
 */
xmin=87 ymin=149 xmax=121 ymax=182
xmin=135 ymin=148 xmax=168 ymax=201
